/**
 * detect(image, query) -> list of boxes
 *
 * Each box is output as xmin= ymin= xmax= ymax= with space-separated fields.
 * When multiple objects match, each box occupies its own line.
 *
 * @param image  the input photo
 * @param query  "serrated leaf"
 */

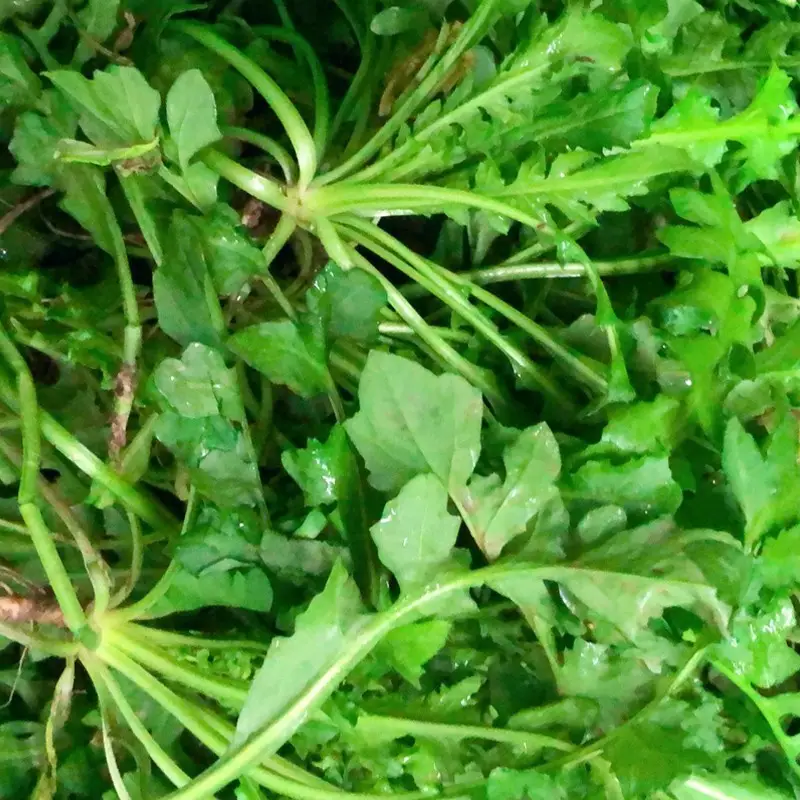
xmin=723 ymin=415 xmax=800 ymax=547
xmin=567 ymin=456 xmax=682 ymax=520
xmin=346 ymin=352 xmax=482 ymax=495
xmin=148 ymin=565 xmax=272 ymax=617
xmin=166 ymin=69 xmax=222 ymax=172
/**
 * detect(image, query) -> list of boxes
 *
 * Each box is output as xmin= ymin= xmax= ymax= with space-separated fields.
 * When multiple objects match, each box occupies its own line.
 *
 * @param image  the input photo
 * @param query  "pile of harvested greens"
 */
xmin=2 ymin=0 xmax=800 ymax=797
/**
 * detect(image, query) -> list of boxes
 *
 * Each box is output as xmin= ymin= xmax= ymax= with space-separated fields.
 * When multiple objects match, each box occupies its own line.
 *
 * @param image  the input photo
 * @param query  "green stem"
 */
xmin=458 ymin=252 xmax=675 ymax=286
xmin=118 ymin=173 xmax=164 ymax=266
xmin=251 ymin=27 xmax=330 ymax=159
xmin=378 ymin=321 xmax=471 ymax=344
xmin=0 ymin=368 xmax=176 ymax=530
xmin=329 ymin=29 xmax=377 ymax=144
xmin=121 ymin=623 xmax=268 ymax=652
xmin=341 ymin=220 xmax=572 ymax=408
xmin=223 ymin=126 xmax=296 ymax=183
xmin=261 ymin=215 xmax=298 ymax=318
xmin=315 ymin=0 xmax=500 ymax=186
xmin=176 ymin=22 xmax=317 ymax=188
xmin=345 ymin=247 xmax=504 ymax=407
xmin=105 ymin=627 xmax=249 ymax=707
xmin=84 ymin=658 xmax=194 ymax=790
xmin=101 ymin=644 xmax=439 ymax=800
xmin=0 ymin=620 xmax=78 ymax=657
xmin=436 ymin=266 xmax=608 ymax=394
xmin=663 ymin=56 xmax=800 ymax=77
xmin=0 ymin=323 xmax=87 ymax=636
xmin=502 ymin=221 xmax=592 ymax=266
xmin=111 ymin=511 xmax=143 ymax=608
xmin=543 ymin=647 xmax=709 ymax=773
xmin=310 ymin=183 xmax=543 ymax=231
xmin=346 ymin=60 xmax=551 ymax=186
xmin=709 ymin=658 xmax=800 ymax=778
xmin=20 ymin=503 xmax=88 ymax=637
xmin=358 ymin=714 xmax=574 ymax=752
xmin=203 ymin=150 xmax=287 ymax=210
xmin=112 ymin=488 xmax=198 ymax=623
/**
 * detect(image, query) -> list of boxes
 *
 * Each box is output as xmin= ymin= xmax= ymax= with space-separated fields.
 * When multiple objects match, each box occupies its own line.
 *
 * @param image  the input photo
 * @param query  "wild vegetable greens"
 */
xmin=2 ymin=0 xmax=800 ymax=797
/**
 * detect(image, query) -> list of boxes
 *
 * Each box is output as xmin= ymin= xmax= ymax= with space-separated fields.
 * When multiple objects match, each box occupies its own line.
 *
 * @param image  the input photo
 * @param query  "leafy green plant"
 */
xmin=3 ymin=0 xmax=800 ymax=798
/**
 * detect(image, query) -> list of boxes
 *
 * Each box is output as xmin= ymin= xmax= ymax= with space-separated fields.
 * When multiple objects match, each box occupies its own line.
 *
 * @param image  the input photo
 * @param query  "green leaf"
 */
xmin=374 ymin=619 xmax=452 ymax=687
xmin=57 ymin=164 xmax=124 ymax=256
xmin=672 ymin=774 xmax=792 ymax=800
xmin=535 ymin=81 xmax=659 ymax=153
xmin=745 ymin=201 xmax=800 ymax=269
xmin=73 ymin=0 xmax=121 ymax=66
xmin=714 ymin=597 xmax=800 ymax=689
xmin=258 ymin=531 xmax=343 ymax=585
xmin=308 ymin=262 xmax=387 ymax=344
xmin=486 ymin=768 xmax=567 ymax=800
xmin=53 ymin=137 xmax=160 ymax=167
xmin=147 ymin=565 xmax=272 ymax=617
xmin=193 ymin=205 xmax=263 ymax=295
xmin=283 ymin=431 xmax=342 ymax=508
xmin=229 ymin=320 xmax=330 ymax=398
xmin=234 ymin=562 xmax=366 ymax=744
xmin=586 ymin=396 xmax=681 ymax=457
xmin=464 ymin=424 xmax=561 ymax=560
xmin=551 ymin=567 xmax=728 ymax=640
xmin=153 ymin=344 xmax=260 ymax=508
xmin=371 ymin=474 xmax=460 ymax=595
xmin=758 ymin=526 xmax=800 ymax=591
xmin=0 ymin=33 xmax=40 ymax=106
xmin=567 ymin=456 xmax=683 ymax=520
xmin=346 ymin=352 xmax=483 ymax=495
xmin=370 ymin=6 xmax=429 ymax=35
xmin=46 ymin=65 xmax=160 ymax=147
xmin=166 ymin=69 xmax=222 ymax=172
xmin=153 ymin=344 xmax=242 ymax=421
xmin=175 ymin=505 xmax=261 ymax=575
xmin=722 ymin=415 xmax=800 ymax=547
xmin=153 ymin=211 xmax=222 ymax=348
